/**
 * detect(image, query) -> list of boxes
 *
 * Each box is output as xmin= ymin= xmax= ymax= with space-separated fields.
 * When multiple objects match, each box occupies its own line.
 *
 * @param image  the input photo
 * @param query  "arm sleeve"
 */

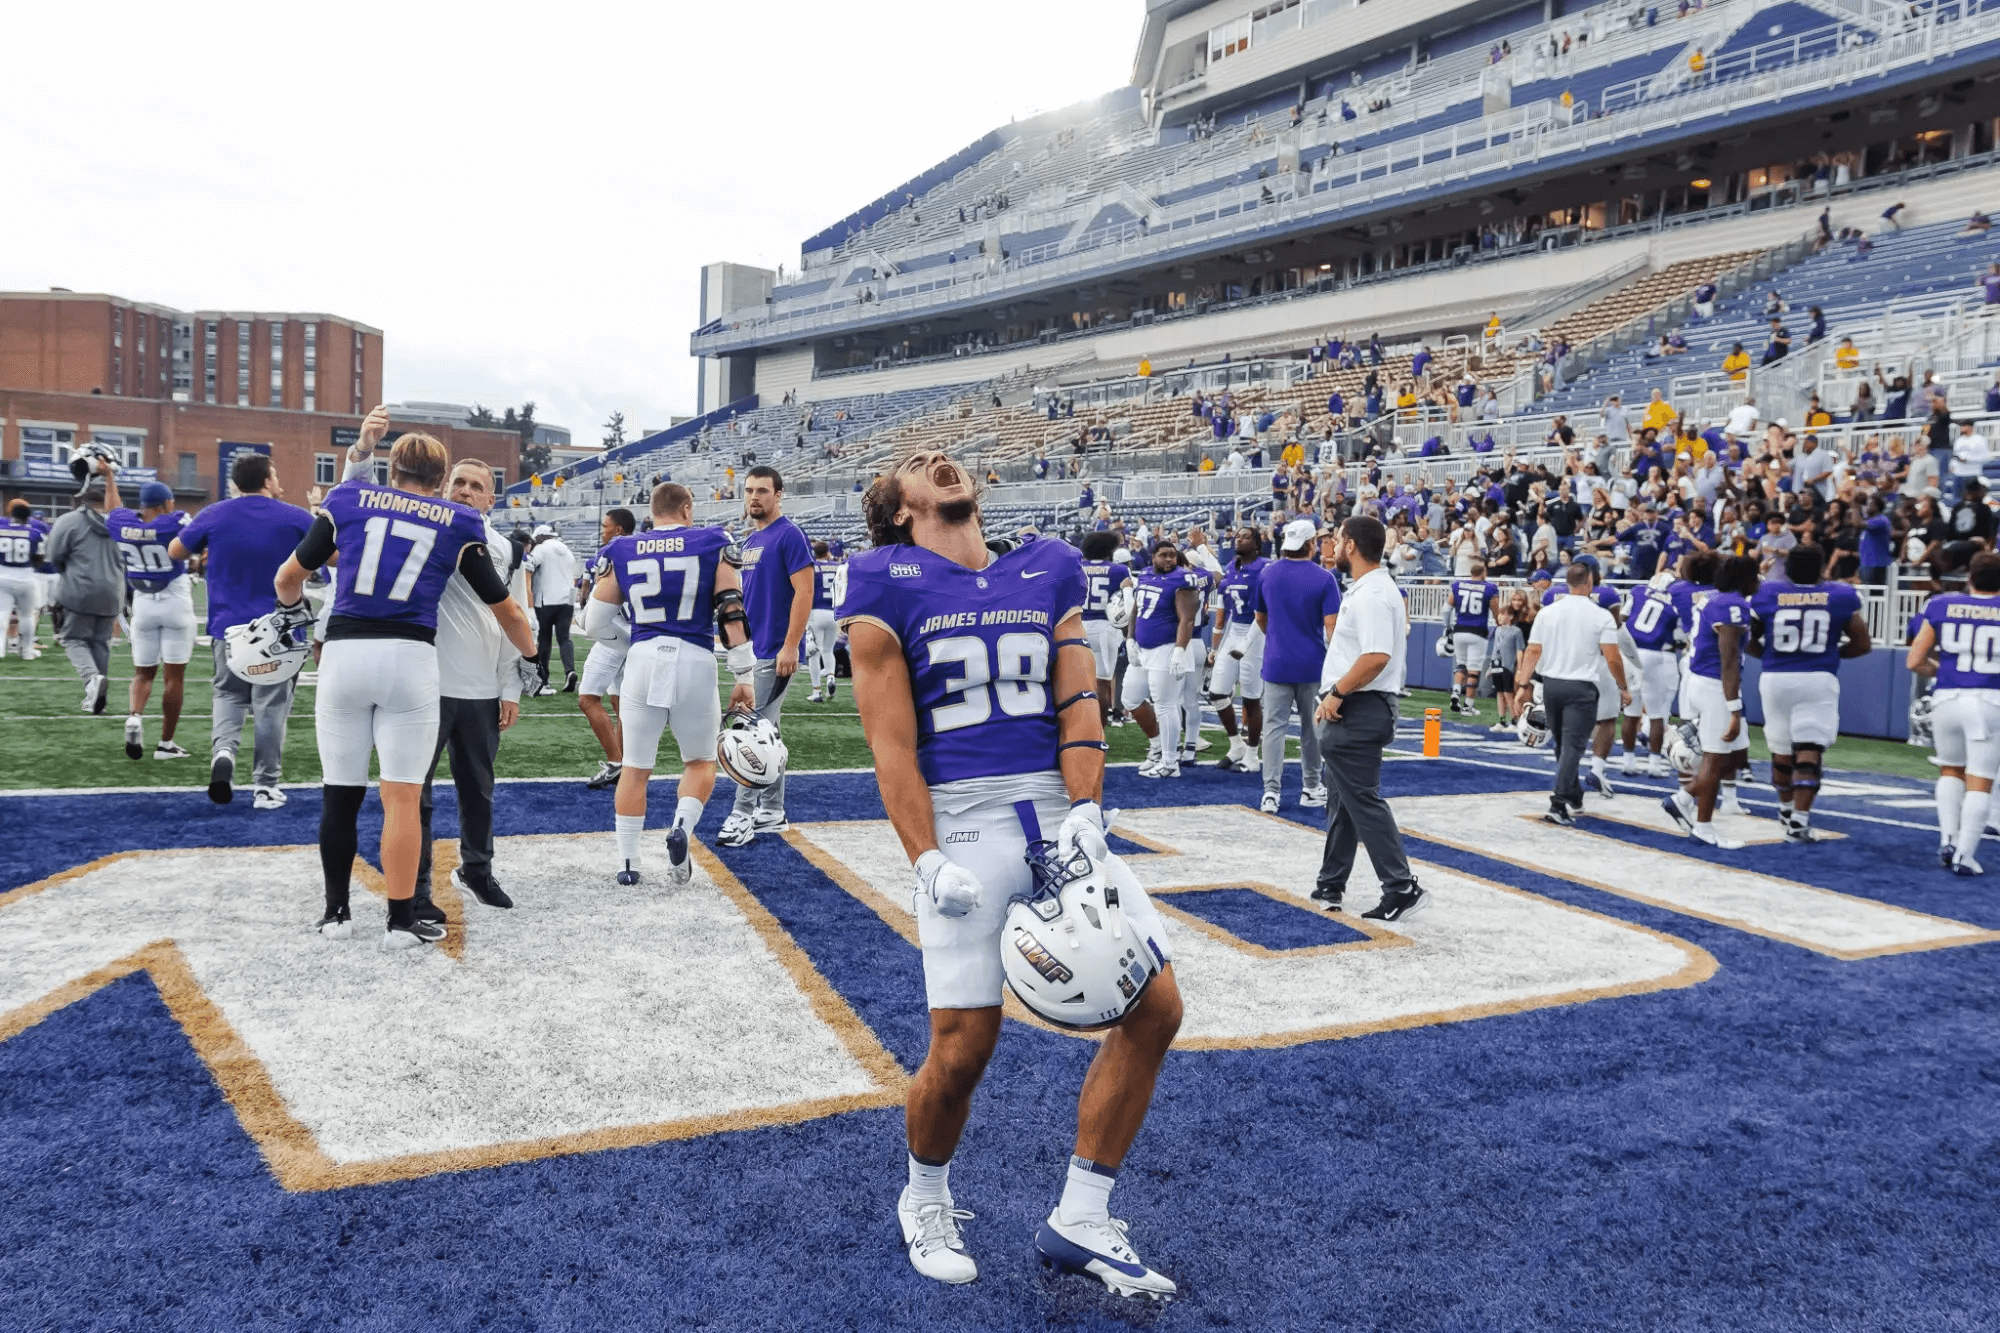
xmin=343 ymin=456 xmax=371 ymax=483
xmin=292 ymin=514 xmax=337 ymax=572
xmin=458 ymin=544 xmax=512 ymax=604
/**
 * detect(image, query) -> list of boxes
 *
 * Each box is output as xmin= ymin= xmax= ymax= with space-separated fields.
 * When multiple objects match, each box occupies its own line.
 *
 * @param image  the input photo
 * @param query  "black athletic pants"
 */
xmin=416 ymin=695 xmax=501 ymax=900
xmin=1314 ymin=691 xmax=1418 ymax=897
xmin=535 ymin=605 xmax=575 ymax=685
xmin=1543 ymin=676 xmax=1599 ymax=813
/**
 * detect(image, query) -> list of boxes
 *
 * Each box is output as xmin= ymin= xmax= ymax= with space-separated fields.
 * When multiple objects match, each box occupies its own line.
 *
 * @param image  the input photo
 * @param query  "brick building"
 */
xmin=0 ymin=290 xmax=523 ymax=513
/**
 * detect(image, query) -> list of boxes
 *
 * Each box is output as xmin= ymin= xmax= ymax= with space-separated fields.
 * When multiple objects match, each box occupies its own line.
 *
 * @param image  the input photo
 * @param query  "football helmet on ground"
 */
xmin=717 ymin=708 xmax=787 ymax=789
xmin=1663 ymin=720 xmax=1702 ymax=776
xmin=1004 ymin=842 xmax=1162 ymax=1031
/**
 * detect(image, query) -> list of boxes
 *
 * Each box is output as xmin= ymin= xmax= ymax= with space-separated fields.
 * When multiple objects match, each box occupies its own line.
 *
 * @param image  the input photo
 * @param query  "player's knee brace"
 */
xmin=1769 ymin=756 xmax=1795 ymax=791
xmin=1793 ymin=750 xmax=1822 ymax=792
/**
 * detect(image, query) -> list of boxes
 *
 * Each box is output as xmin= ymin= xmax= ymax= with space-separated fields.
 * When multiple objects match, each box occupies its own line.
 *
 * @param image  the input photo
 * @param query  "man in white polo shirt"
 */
xmin=1310 ymin=515 xmax=1423 ymax=922
xmin=1514 ymin=562 xmax=1630 ymax=827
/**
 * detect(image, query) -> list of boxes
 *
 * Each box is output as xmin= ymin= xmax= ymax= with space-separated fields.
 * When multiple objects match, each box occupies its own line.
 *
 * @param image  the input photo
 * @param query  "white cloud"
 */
xmin=1 ymin=0 xmax=1137 ymax=439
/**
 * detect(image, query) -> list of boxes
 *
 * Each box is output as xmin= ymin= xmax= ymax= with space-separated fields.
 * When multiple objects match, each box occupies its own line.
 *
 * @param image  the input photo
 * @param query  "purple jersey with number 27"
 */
xmin=602 ymin=525 xmax=732 ymax=650
xmin=838 ymin=538 xmax=1086 ymax=785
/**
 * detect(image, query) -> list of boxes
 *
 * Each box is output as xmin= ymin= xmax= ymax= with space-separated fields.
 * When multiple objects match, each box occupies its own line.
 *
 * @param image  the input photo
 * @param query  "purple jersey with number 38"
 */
xmin=838 ymin=538 xmax=1086 ymax=785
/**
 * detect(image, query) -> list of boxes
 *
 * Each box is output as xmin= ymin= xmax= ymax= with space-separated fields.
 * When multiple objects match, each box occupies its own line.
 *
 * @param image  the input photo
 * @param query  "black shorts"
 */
xmin=1491 ymin=669 xmax=1517 ymax=695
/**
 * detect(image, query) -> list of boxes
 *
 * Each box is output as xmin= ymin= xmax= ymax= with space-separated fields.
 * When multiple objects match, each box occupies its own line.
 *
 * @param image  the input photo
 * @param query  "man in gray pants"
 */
xmin=1254 ymin=518 xmax=1344 ymax=814
xmin=43 ymin=458 xmax=126 ymax=714
xmin=1512 ymin=562 xmax=1628 ymax=826
xmin=170 ymin=451 xmax=314 ymax=808
xmin=717 ymin=466 xmax=814 ymax=847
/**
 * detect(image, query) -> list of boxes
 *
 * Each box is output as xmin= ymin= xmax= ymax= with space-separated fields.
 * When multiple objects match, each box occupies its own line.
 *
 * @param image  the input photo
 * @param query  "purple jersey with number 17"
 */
xmin=602 ymin=525 xmax=732 ymax=649
xmin=322 ymin=480 xmax=489 ymax=630
xmin=837 ymin=538 xmax=1086 ymax=786
xmin=1924 ymin=592 xmax=2000 ymax=691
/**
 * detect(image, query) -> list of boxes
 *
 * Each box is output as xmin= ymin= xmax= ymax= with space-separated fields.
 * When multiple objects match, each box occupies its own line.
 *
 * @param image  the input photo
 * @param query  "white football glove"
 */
xmin=269 ymin=599 xmax=315 ymax=636
xmin=1170 ymin=644 xmax=1194 ymax=677
xmin=513 ymin=655 xmax=543 ymax=696
xmin=1057 ymin=800 xmax=1109 ymax=864
xmin=914 ymin=849 xmax=983 ymax=918
xmin=726 ymin=640 xmax=756 ymax=682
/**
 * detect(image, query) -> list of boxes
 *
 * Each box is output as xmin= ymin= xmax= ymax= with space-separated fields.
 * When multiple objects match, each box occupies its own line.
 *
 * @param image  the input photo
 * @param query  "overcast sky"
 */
xmin=4 ymin=0 xmax=1137 ymax=443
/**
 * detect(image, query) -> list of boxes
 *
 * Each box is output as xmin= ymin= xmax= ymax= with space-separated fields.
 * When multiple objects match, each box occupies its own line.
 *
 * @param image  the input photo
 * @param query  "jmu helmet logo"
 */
xmin=1011 ymin=927 xmax=1074 ymax=985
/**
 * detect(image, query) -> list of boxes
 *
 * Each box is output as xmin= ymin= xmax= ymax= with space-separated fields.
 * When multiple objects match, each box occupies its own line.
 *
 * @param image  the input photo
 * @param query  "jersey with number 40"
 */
xmin=601 ymin=525 xmax=732 ymax=650
xmin=838 ymin=538 xmax=1086 ymax=785
xmin=1924 ymin=592 xmax=2000 ymax=691
xmin=1750 ymin=579 xmax=1862 ymax=674
xmin=322 ymin=480 xmax=489 ymax=630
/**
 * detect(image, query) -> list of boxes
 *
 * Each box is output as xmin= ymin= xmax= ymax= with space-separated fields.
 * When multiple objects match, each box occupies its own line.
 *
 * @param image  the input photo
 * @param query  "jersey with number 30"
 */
xmin=838 ymin=538 xmax=1086 ymax=786
xmin=107 ymin=507 xmax=190 ymax=593
xmin=601 ymin=525 xmax=732 ymax=650
xmin=1750 ymin=579 xmax=1862 ymax=674
xmin=1924 ymin=592 xmax=2000 ymax=691
xmin=322 ymin=480 xmax=489 ymax=630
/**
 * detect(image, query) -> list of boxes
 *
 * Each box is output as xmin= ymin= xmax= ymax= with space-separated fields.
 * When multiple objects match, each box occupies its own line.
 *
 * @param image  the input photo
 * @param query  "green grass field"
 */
xmin=0 ymin=618 xmax=1937 ymax=789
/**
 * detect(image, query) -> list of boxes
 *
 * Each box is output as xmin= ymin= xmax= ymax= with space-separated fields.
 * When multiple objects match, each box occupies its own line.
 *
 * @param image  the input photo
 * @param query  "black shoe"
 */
xmin=453 ymin=866 xmax=514 ymax=908
xmin=1309 ymin=884 xmax=1345 ymax=912
xmin=1543 ymin=805 xmax=1575 ymax=827
xmin=208 ymin=751 xmax=235 ymax=804
xmin=562 ymin=670 xmax=580 ymax=694
xmin=616 ymin=864 xmax=641 ymax=886
xmin=587 ymin=760 xmax=622 ymax=790
xmin=412 ymin=899 xmax=446 ymax=926
xmin=381 ymin=918 xmax=445 ymax=950
xmin=1362 ymin=885 xmax=1427 ymax=922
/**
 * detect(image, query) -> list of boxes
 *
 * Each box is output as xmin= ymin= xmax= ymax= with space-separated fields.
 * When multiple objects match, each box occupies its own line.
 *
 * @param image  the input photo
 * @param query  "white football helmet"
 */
xmin=1434 ymin=630 xmax=1456 ymax=658
xmin=1515 ymin=706 xmax=1550 ymax=748
xmin=1663 ymin=721 xmax=1701 ymax=776
xmin=1003 ymin=842 xmax=1163 ymax=1031
xmin=69 ymin=440 xmax=120 ymax=492
xmin=1105 ymin=584 xmax=1137 ymax=631
xmin=717 ymin=708 xmax=788 ymax=789
xmin=224 ymin=615 xmax=310 ymax=685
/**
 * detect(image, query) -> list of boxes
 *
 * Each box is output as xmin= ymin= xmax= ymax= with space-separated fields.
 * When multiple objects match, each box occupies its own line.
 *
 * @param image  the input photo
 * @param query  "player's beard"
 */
xmin=938 ymin=497 xmax=976 ymax=526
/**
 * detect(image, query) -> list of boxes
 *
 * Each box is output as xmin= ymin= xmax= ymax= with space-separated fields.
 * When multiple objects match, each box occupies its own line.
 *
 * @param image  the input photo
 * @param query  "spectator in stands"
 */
xmin=1987 ymin=374 xmax=2000 ymax=415
xmin=1763 ymin=319 xmax=1792 ymax=365
xmin=1981 ymin=263 xmax=2000 ymax=307
xmin=1806 ymin=306 xmax=1827 ymax=346
xmin=1882 ymin=201 xmax=1907 ymax=232
xmin=1929 ymin=393 xmax=1955 ymax=463
xmin=1478 ymin=388 xmax=1501 ymax=423
xmin=1721 ymin=342 xmax=1752 ymax=384
xmin=1951 ymin=419 xmax=1992 ymax=501
xmin=1964 ymin=212 xmax=1992 ymax=236
xmin=1693 ymin=281 xmax=1717 ymax=319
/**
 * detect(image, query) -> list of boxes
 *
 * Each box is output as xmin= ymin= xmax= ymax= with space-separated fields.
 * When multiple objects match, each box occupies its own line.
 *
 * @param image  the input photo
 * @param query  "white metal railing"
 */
xmin=696 ymin=4 xmax=2000 ymax=356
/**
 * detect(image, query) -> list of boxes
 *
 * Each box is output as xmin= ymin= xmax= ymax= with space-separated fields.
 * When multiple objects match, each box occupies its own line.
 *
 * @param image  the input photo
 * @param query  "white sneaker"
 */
xmin=1299 ymin=785 xmax=1328 ymax=808
xmin=751 ymin=808 xmax=789 ymax=834
xmin=1691 ymin=823 xmax=1744 ymax=851
xmin=82 ymin=674 xmax=104 ymax=713
xmin=1259 ymin=791 xmax=1279 ymax=814
xmin=898 ymin=1187 xmax=977 ymax=1285
xmin=1136 ymin=754 xmax=1162 ymax=778
xmin=1647 ymin=755 xmax=1672 ymax=778
xmin=1141 ymin=761 xmax=1180 ymax=779
xmin=1717 ymin=788 xmax=1750 ymax=818
xmin=1489 ymin=722 xmax=1512 ymax=736
xmin=124 ymin=714 xmax=144 ymax=760
xmin=252 ymin=785 xmax=288 ymax=810
xmin=808 ymin=690 xmax=824 ymax=703
xmin=153 ymin=740 xmax=192 ymax=759
xmin=1193 ymin=737 xmax=1213 ymax=753
xmin=716 ymin=812 xmax=757 ymax=847
xmin=1226 ymin=738 xmax=1247 ymax=767
xmin=1035 ymin=1212 xmax=1176 ymax=1301
xmin=1620 ymin=754 xmax=1637 ymax=776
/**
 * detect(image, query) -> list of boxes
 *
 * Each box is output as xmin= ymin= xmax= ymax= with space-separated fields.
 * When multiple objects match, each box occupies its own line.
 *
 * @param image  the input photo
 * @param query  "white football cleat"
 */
xmin=1691 ymin=823 xmax=1744 ymax=852
xmin=1717 ymin=787 xmax=1750 ymax=818
xmin=665 ymin=826 xmax=694 ymax=886
xmin=1036 ymin=1213 xmax=1176 ymax=1302
xmin=1141 ymin=761 xmax=1180 ymax=780
xmin=1135 ymin=754 xmax=1162 ymax=778
xmin=1951 ymin=854 xmax=1984 ymax=876
xmin=1619 ymin=753 xmax=1637 ymax=776
xmin=1259 ymin=791 xmax=1279 ymax=814
xmin=315 ymin=906 xmax=352 ymax=941
xmin=808 ymin=690 xmax=824 ymax=703
xmin=153 ymin=739 xmax=192 ymax=759
xmin=253 ymin=785 xmax=288 ymax=810
xmin=1647 ymin=755 xmax=1672 ymax=778
xmin=1299 ymin=785 xmax=1328 ymax=808
xmin=715 ymin=813 xmax=757 ymax=847
xmin=124 ymin=714 xmax=144 ymax=761
xmin=898 ymin=1188 xmax=977 ymax=1285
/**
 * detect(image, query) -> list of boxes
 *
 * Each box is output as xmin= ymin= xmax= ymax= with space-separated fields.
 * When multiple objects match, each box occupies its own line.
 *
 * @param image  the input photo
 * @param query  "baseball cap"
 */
xmin=1575 ymin=554 xmax=1602 ymax=575
xmin=1280 ymin=518 xmax=1318 ymax=552
xmin=533 ymin=524 xmax=556 ymax=538
xmin=139 ymin=481 xmax=174 ymax=508
xmin=1112 ymin=548 xmax=1132 ymax=565
xmin=1528 ymin=568 xmax=1553 ymax=584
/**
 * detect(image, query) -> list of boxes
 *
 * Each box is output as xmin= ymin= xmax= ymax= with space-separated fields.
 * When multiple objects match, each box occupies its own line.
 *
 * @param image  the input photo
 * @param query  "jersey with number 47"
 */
xmin=1924 ymin=592 xmax=2000 ymax=691
xmin=601 ymin=525 xmax=732 ymax=650
xmin=322 ymin=480 xmax=489 ymax=630
xmin=1750 ymin=579 xmax=1862 ymax=674
xmin=838 ymin=538 xmax=1086 ymax=785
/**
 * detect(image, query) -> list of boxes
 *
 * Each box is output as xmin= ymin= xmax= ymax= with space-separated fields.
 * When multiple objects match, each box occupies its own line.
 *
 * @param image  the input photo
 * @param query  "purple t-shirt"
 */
xmin=739 ymin=516 xmax=813 ymax=658
xmin=1255 ymin=558 xmax=1342 ymax=684
xmin=322 ymin=481 xmax=488 ymax=632
xmin=176 ymin=494 xmax=315 ymax=635
xmin=837 ymin=538 xmax=1086 ymax=785
xmin=604 ymin=525 xmax=732 ymax=649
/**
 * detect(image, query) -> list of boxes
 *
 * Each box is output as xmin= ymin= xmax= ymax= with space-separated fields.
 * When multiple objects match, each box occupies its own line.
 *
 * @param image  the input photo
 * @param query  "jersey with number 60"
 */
xmin=601 ymin=525 xmax=732 ymax=651
xmin=838 ymin=538 xmax=1087 ymax=785
xmin=321 ymin=480 xmax=490 ymax=630
xmin=1923 ymin=592 xmax=2000 ymax=691
xmin=1750 ymin=579 xmax=1862 ymax=674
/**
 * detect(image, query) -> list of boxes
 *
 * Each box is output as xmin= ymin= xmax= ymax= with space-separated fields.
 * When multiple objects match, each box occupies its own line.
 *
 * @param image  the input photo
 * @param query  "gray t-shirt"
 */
xmin=1489 ymin=622 xmax=1525 ymax=673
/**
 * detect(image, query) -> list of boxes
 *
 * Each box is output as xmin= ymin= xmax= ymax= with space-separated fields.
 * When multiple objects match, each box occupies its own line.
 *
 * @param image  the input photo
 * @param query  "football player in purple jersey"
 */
xmin=1207 ymin=527 xmax=1267 ymax=771
xmin=1747 ymin=544 xmax=1870 ymax=842
xmin=1907 ymin=551 xmax=2000 ymax=873
xmin=1119 ymin=540 xmax=1205 ymax=779
xmin=108 ymin=481 xmax=196 ymax=761
xmin=1445 ymin=562 xmax=1499 ymax=716
xmin=1077 ymin=531 xmax=1134 ymax=730
xmin=842 ymin=451 xmax=1181 ymax=1298
xmin=578 ymin=507 xmax=637 ymax=791
xmin=0 ymin=498 xmax=43 ymax=659
xmin=1662 ymin=554 xmax=1759 ymax=850
xmin=274 ymin=432 xmax=538 ymax=949
xmin=1620 ymin=573 xmax=1684 ymax=776
xmin=584 ymin=483 xmax=751 ymax=887
xmin=805 ymin=541 xmax=843 ymax=703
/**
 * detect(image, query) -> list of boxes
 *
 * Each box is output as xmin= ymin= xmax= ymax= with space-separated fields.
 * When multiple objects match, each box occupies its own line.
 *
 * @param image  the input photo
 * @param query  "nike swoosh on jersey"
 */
xmin=1021 ymin=570 xmax=1050 ymax=579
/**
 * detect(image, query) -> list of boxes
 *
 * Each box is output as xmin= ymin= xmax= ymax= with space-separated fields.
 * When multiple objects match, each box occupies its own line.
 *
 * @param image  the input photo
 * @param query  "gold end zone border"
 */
xmin=0 ymin=839 xmax=909 ymax=1192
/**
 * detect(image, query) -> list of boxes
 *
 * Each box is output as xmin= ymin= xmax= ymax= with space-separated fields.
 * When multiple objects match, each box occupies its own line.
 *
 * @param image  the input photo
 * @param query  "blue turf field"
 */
xmin=3 ymin=742 xmax=1997 ymax=1332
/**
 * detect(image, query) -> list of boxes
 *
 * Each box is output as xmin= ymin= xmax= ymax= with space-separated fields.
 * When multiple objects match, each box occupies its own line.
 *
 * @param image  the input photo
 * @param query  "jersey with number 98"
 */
xmin=1750 ymin=579 xmax=1862 ymax=673
xmin=601 ymin=525 xmax=731 ymax=649
xmin=838 ymin=538 xmax=1086 ymax=785
xmin=322 ymin=480 xmax=489 ymax=630
xmin=1924 ymin=592 xmax=2000 ymax=691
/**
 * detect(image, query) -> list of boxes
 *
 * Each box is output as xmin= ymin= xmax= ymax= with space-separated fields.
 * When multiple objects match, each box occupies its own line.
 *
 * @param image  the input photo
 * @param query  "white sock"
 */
xmin=674 ymin=796 xmax=704 ymax=832
xmin=1937 ymin=776 xmax=1966 ymax=846
xmin=1589 ymin=755 xmax=1606 ymax=775
xmin=1056 ymin=1155 xmax=1118 ymax=1226
xmin=1958 ymin=790 xmax=1991 ymax=860
xmin=907 ymin=1153 xmax=950 ymax=1207
xmin=615 ymin=813 xmax=644 ymax=868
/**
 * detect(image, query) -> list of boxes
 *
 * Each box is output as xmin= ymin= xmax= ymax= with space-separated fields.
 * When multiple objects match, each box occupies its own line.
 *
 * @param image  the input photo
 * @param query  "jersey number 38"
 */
xmin=927 ymin=633 xmax=1049 ymax=732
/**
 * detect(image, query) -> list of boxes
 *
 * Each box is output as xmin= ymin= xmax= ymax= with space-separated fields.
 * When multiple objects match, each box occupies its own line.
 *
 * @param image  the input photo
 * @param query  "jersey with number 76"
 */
xmin=601 ymin=525 xmax=732 ymax=650
xmin=322 ymin=480 xmax=489 ymax=630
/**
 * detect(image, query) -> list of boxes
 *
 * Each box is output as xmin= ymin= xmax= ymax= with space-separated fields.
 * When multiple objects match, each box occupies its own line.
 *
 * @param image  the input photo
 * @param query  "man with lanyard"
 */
xmin=1749 ymin=544 xmax=1868 ymax=843
xmin=1542 ymin=555 xmax=1624 ymax=798
xmin=1311 ymin=516 xmax=1423 ymax=921
xmin=1206 ymin=528 xmax=1266 ymax=772
xmin=1445 ymin=561 xmax=1498 ymax=717
xmin=1515 ymin=563 xmax=1629 ymax=827
xmin=717 ymin=465 xmax=814 ymax=846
